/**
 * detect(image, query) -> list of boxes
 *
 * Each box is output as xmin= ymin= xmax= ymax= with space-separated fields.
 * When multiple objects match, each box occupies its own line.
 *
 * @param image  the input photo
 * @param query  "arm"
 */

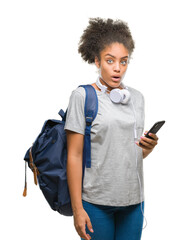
xmin=66 ymin=129 xmax=94 ymax=240
xmin=66 ymin=129 xmax=84 ymax=213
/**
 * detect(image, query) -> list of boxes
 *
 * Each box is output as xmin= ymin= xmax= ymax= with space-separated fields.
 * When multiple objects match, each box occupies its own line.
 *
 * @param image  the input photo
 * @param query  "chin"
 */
xmin=111 ymin=81 xmax=121 ymax=87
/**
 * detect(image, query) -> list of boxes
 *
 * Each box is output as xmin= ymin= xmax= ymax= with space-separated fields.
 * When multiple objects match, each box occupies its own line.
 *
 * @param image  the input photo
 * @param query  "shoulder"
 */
xmin=75 ymin=86 xmax=86 ymax=96
xmin=70 ymin=86 xmax=86 ymax=100
xmin=126 ymin=85 xmax=144 ymax=101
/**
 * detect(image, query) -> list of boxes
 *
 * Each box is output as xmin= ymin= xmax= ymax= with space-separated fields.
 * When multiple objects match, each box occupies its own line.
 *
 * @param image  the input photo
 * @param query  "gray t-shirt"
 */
xmin=64 ymin=85 xmax=145 ymax=206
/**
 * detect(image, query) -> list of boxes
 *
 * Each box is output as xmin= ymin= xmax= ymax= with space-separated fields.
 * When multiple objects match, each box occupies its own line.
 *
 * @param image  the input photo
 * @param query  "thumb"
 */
xmin=144 ymin=130 xmax=148 ymax=135
xmin=86 ymin=218 xmax=94 ymax=233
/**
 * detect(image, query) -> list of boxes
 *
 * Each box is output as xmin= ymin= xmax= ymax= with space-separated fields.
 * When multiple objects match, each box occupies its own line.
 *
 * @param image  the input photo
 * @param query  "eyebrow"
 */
xmin=104 ymin=54 xmax=129 ymax=59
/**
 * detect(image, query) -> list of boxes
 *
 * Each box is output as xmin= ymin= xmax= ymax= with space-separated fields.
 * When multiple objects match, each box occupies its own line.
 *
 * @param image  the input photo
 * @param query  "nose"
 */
xmin=113 ymin=62 xmax=120 ymax=72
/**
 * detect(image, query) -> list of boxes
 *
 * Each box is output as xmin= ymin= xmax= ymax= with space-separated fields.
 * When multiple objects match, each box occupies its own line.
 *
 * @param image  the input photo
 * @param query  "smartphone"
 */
xmin=139 ymin=120 xmax=165 ymax=145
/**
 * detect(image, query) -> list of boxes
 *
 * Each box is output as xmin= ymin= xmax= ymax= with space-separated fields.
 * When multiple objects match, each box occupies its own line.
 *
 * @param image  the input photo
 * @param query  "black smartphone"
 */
xmin=139 ymin=120 xmax=165 ymax=145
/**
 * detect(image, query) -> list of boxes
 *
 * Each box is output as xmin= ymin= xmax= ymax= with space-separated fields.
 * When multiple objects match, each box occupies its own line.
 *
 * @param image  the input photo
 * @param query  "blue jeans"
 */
xmin=81 ymin=200 xmax=144 ymax=240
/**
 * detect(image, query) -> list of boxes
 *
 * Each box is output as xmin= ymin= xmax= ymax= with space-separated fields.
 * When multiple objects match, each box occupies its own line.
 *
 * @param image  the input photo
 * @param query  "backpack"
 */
xmin=23 ymin=84 xmax=98 ymax=216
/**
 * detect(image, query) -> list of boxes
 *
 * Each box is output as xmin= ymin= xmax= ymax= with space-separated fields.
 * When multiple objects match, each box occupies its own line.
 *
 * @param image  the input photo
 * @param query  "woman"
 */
xmin=64 ymin=18 xmax=158 ymax=240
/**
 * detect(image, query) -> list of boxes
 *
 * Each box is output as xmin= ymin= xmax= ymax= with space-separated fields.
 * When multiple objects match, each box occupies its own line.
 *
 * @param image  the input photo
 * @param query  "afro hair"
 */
xmin=78 ymin=17 xmax=135 ymax=64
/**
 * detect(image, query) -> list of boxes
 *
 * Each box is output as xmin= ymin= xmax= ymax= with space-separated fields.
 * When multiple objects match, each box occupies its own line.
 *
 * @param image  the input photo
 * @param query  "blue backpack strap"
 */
xmin=58 ymin=109 xmax=65 ymax=120
xmin=78 ymin=84 xmax=98 ymax=180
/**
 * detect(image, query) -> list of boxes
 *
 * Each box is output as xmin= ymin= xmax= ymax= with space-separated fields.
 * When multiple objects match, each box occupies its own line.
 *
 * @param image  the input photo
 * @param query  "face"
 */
xmin=95 ymin=42 xmax=129 ymax=91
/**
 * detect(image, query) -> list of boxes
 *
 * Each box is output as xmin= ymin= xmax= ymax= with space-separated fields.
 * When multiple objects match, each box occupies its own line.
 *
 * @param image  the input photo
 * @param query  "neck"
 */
xmin=99 ymin=77 xmax=124 ymax=92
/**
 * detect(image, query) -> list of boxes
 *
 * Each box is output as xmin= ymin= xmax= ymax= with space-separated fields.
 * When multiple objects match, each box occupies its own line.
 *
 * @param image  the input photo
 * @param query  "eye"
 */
xmin=107 ymin=59 xmax=113 ymax=64
xmin=121 ymin=60 xmax=127 ymax=65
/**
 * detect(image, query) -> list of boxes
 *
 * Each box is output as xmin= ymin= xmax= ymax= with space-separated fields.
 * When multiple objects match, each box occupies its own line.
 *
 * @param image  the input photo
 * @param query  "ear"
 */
xmin=94 ymin=56 xmax=100 ymax=69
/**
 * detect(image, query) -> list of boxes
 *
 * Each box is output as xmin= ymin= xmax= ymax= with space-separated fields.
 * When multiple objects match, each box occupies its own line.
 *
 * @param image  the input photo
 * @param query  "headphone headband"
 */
xmin=96 ymin=77 xmax=130 ymax=104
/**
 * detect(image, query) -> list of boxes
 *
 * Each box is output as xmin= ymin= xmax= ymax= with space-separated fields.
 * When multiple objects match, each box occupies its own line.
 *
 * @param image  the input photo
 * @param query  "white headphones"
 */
xmin=96 ymin=77 xmax=131 ymax=104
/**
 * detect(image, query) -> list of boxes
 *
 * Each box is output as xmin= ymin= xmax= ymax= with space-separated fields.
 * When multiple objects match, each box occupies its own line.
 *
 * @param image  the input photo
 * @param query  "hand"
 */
xmin=135 ymin=131 xmax=159 ymax=158
xmin=73 ymin=208 xmax=94 ymax=240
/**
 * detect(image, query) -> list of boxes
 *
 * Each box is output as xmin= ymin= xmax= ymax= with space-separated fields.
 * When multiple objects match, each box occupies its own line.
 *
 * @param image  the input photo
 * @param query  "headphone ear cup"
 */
xmin=110 ymin=88 xmax=131 ymax=104
xmin=121 ymin=89 xmax=131 ymax=104
xmin=110 ymin=89 xmax=122 ymax=103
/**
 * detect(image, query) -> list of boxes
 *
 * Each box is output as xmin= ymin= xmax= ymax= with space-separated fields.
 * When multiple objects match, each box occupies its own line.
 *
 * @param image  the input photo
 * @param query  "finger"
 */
xmin=147 ymin=133 xmax=159 ymax=140
xmin=87 ymin=233 xmax=91 ymax=239
xmin=144 ymin=130 xmax=148 ymax=135
xmin=140 ymin=138 xmax=155 ymax=148
xmin=140 ymin=137 xmax=157 ymax=148
xmin=76 ymin=226 xmax=89 ymax=240
xmin=141 ymin=136 xmax=157 ymax=145
xmin=139 ymin=141 xmax=153 ymax=149
xmin=86 ymin=219 xmax=94 ymax=234
xmin=80 ymin=231 xmax=91 ymax=240
xmin=136 ymin=141 xmax=151 ymax=150
xmin=80 ymin=227 xmax=91 ymax=240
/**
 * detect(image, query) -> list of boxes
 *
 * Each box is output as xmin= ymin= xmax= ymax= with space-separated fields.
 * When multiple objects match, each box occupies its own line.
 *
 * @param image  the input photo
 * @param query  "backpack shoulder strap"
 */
xmin=63 ymin=85 xmax=98 ymax=123
xmin=78 ymin=84 xmax=98 ymax=172
xmin=62 ymin=84 xmax=98 ymax=187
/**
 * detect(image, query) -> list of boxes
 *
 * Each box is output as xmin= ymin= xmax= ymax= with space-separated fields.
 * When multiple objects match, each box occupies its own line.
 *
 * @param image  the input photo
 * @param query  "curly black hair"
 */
xmin=78 ymin=17 xmax=135 ymax=64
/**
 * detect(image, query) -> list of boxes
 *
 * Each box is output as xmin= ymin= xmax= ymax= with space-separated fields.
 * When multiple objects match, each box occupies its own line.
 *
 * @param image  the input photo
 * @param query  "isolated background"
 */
xmin=0 ymin=0 xmax=187 ymax=239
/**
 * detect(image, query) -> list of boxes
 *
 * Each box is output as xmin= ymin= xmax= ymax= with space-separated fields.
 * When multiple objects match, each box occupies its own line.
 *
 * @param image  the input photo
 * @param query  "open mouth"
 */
xmin=111 ymin=76 xmax=121 ymax=81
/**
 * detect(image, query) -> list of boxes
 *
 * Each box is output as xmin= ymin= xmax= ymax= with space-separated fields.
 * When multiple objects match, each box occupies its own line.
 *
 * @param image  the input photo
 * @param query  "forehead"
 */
xmin=100 ymin=42 xmax=129 ymax=58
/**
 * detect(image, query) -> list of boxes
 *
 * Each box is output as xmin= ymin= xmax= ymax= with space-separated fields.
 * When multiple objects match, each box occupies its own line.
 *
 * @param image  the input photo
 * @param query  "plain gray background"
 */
xmin=0 ymin=0 xmax=187 ymax=239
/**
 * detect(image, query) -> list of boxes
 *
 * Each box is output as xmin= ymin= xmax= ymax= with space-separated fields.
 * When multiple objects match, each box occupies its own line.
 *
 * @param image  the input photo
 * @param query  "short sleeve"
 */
xmin=64 ymin=89 xmax=86 ymax=135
